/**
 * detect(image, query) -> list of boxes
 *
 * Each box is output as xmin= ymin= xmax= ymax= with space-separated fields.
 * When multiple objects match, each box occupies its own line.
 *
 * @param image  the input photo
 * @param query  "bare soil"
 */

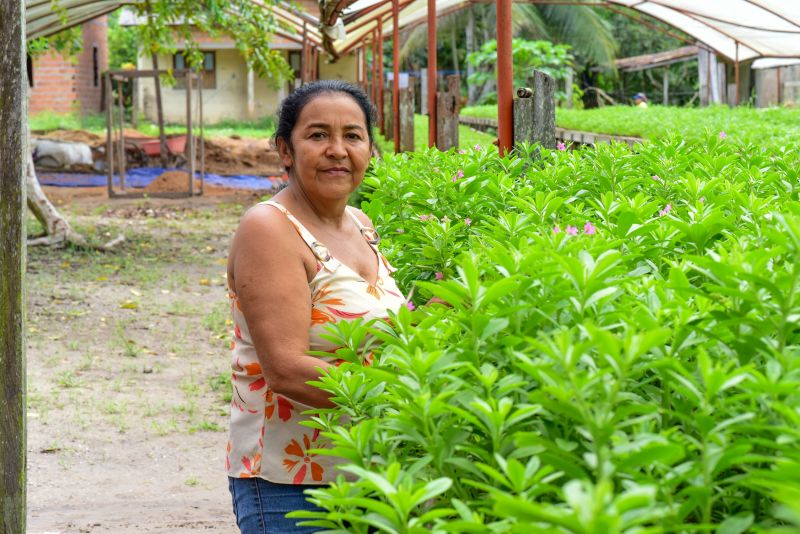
xmin=26 ymin=192 xmax=265 ymax=533
xmin=35 ymin=130 xmax=283 ymax=178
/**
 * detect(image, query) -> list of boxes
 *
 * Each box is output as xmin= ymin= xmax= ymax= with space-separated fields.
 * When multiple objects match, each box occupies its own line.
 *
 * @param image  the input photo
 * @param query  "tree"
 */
xmin=0 ymin=0 xmax=27 ymax=531
xmin=25 ymin=0 xmax=293 ymax=248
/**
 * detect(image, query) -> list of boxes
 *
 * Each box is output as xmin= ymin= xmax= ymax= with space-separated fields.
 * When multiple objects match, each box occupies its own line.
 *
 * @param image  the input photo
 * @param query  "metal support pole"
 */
xmin=372 ymin=29 xmax=378 ymax=106
xmin=378 ymin=21 xmax=385 ymax=134
xmin=734 ymin=41 xmax=740 ymax=106
xmin=663 ymin=69 xmax=669 ymax=106
xmin=427 ymin=0 xmax=437 ymax=148
xmin=392 ymin=0 xmax=401 ymax=152
xmin=496 ymin=0 xmax=513 ymax=155
xmin=302 ymin=22 xmax=308 ymax=85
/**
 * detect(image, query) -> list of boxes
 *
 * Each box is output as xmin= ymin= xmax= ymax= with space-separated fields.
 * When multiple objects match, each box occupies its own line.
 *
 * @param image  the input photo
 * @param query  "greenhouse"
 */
xmin=2 ymin=0 xmax=800 ymax=532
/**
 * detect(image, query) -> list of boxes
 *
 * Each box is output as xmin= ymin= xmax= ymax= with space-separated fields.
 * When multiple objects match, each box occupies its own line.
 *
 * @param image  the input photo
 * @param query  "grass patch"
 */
xmin=375 ymin=114 xmax=496 ymax=154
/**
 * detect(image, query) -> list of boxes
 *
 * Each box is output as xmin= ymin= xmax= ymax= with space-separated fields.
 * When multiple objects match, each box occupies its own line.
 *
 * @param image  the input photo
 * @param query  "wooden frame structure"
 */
xmin=104 ymin=69 xmax=205 ymax=199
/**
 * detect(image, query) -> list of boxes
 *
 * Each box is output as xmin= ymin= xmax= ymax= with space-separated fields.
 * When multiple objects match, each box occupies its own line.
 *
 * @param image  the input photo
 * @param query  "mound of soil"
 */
xmin=202 ymin=137 xmax=282 ymax=176
xmin=143 ymin=171 xmax=197 ymax=193
xmin=36 ymin=129 xmax=105 ymax=147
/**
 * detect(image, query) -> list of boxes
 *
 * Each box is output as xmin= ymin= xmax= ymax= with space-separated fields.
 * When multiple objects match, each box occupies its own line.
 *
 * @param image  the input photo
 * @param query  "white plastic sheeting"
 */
xmin=26 ymin=0 xmax=136 ymax=40
xmin=608 ymin=1 xmax=800 ymax=61
xmin=333 ymin=0 xmax=800 ymax=61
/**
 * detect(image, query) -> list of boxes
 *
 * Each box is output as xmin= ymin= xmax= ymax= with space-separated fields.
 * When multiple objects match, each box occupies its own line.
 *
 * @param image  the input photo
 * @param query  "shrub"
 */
xmin=295 ymin=136 xmax=800 ymax=533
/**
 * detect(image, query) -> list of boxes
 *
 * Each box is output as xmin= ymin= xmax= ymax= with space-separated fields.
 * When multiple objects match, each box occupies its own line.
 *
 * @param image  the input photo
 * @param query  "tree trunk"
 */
xmin=25 ymin=127 xmax=123 ymax=250
xmin=466 ymin=7 xmax=477 ymax=105
xmin=450 ymin=27 xmax=460 ymax=76
xmin=0 ymin=0 xmax=27 ymax=531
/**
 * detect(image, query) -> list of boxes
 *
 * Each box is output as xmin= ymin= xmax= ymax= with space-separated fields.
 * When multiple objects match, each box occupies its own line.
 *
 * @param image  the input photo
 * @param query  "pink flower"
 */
xmin=557 ymin=142 xmax=566 ymax=151
xmin=553 ymin=224 xmax=561 ymax=234
xmin=458 ymin=149 xmax=466 ymax=154
xmin=405 ymin=301 xmax=415 ymax=311
xmin=659 ymin=203 xmax=672 ymax=217
xmin=435 ymin=271 xmax=444 ymax=280
xmin=583 ymin=222 xmax=597 ymax=235
xmin=565 ymin=225 xmax=578 ymax=236
xmin=699 ymin=196 xmax=705 ymax=204
xmin=719 ymin=131 xmax=727 ymax=139
xmin=396 ymin=228 xmax=405 ymax=234
xmin=452 ymin=176 xmax=458 ymax=182
xmin=464 ymin=217 xmax=472 ymax=226
xmin=419 ymin=214 xmax=429 ymax=221
xmin=651 ymin=174 xmax=661 ymax=182
xmin=473 ymin=144 xmax=482 ymax=150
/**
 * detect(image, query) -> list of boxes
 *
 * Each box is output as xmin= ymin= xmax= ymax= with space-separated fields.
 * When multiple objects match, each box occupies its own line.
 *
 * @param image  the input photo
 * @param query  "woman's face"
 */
xmin=278 ymin=93 xmax=372 ymax=203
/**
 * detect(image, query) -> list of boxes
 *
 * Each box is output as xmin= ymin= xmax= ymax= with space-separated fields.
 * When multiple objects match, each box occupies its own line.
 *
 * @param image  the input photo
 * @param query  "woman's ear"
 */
xmin=276 ymin=137 xmax=293 ymax=169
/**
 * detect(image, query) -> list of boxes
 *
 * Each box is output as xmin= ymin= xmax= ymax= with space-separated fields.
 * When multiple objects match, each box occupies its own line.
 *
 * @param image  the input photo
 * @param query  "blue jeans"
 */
xmin=229 ymin=477 xmax=324 ymax=534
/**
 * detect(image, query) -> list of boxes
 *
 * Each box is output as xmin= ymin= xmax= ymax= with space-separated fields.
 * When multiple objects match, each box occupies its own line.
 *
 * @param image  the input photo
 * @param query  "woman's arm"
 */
xmin=231 ymin=205 xmax=334 ymax=408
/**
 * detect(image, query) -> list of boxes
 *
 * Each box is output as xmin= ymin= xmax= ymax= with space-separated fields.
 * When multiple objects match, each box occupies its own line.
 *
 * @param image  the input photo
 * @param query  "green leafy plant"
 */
xmin=467 ymin=39 xmax=574 ymax=104
xmin=292 ymin=134 xmax=800 ymax=532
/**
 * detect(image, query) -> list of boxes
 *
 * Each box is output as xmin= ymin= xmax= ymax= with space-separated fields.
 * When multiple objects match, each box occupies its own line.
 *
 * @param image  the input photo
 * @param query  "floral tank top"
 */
xmin=226 ymin=200 xmax=406 ymax=484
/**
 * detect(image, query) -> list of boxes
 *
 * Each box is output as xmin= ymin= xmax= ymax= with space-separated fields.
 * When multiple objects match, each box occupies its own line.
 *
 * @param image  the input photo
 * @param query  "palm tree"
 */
xmin=399 ymin=3 xmax=617 ymax=105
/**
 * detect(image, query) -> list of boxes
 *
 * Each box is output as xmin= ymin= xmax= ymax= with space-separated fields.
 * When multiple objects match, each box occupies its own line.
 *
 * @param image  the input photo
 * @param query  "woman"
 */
xmin=225 ymin=80 xmax=406 ymax=533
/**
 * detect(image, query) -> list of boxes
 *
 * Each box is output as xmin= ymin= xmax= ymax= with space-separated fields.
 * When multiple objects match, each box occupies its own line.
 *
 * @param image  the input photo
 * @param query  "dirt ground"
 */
xmin=26 ymin=188 xmax=269 ymax=533
xmin=34 ymin=130 xmax=284 ymax=177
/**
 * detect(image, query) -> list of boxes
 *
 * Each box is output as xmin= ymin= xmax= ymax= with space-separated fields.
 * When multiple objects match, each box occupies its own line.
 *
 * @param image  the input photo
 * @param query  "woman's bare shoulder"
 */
xmin=349 ymin=206 xmax=375 ymax=228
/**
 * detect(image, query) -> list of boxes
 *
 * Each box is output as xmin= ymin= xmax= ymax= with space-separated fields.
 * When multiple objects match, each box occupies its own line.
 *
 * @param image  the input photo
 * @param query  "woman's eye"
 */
xmin=310 ymin=132 xmax=326 ymax=139
xmin=347 ymin=133 xmax=362 ymax=140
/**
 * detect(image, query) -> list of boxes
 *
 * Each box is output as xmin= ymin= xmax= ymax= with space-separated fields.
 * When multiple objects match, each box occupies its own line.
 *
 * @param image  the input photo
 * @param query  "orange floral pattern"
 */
xmin=226 ymin=201 xmax=406 ymax=484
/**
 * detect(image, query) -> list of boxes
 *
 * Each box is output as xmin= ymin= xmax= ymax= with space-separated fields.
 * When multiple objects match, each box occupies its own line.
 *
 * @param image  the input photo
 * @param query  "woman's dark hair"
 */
xmin=274 ymin=80 xmax=376 ymax=148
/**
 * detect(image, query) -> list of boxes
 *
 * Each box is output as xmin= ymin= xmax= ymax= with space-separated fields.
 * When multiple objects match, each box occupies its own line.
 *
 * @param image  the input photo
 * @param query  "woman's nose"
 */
xmin=325 ymin=136 xmax=347 ymax=159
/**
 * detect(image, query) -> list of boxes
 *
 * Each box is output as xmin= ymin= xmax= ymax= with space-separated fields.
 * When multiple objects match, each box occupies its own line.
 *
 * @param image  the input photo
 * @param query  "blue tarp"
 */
xmin=38 ymin=167 xmax=285 ymax=190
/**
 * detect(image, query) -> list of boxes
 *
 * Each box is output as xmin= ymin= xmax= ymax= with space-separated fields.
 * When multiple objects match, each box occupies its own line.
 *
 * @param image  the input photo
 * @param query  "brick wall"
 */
xmin=29 ymin=16 xmax=108 ymax=116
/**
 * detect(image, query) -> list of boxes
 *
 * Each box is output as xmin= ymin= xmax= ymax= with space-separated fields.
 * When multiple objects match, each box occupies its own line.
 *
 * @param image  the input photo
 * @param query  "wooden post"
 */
xmin=0 ymin=0 xmax=27 ymax=531
xmin=131 ymin=78 xmax=139 ymax=128
xmin=384 ymin=78 xmax=393 ymax=141
xmin=186 ymin=72 xmax=194 ymax=196
xmin=513 ymin=70 xmax=556 ymax=153
xmin=117 ymin=77 xmax=126 ymax=189
xmin=496 ymin=0 xmax=513 ymax=155
xmin=392 ymin=0 xmax=400 ymax=153
xmin=427 ymin=0 xmax=437 ymax=147
xmin=151 ymin=54 xmax=169 ymax=167
xmin=436 ymin=75 xmax=459 ymax=150
xmin=400 ymin=77 xmax=415 ymax=152
xmin=199 ymin=72 xmax=205 ymax=195
xmin=105 ymin=72 xmax=114 ymax=195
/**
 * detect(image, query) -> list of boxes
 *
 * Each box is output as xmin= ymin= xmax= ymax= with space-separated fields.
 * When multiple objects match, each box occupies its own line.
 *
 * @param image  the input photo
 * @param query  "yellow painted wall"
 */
xmin=319 ymin=52 xmax=358 ymax=84
xmin=137 ymin=50 xmax=287 ymax=124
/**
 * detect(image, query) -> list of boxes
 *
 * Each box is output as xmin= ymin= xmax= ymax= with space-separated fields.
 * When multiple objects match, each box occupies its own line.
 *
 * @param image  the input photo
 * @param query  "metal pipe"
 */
xmin=496 ymin=0 xmax=513 ymax=154
xmin=735 ymin=40 xmax=740 ymax=105
xmin=392 ymin=0 xmax=400 ymax=152
xmin=378 ymin=21 xmax=385 ymax=135
xmin=427 ymin=0 xmax=437 ymax=148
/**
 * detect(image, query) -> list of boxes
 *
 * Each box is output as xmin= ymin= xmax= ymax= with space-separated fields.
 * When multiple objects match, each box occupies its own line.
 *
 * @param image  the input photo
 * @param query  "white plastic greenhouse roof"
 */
xmin=26 ymin=0 xmax=136 ymax=40
xmin=334 ymin=0 xmax=800 ymax=61
xmin=26 ymin=0 xmax=800 ymax=62
xmin=607 ymin=1 xmax=800 ymax=62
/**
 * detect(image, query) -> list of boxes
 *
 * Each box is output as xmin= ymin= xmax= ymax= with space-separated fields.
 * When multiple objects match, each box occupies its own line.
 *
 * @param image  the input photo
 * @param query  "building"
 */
xmin=29 ymin=16 xmax=109 ymax=116
xmin=123 ymin=2 xmax=358 ymax=125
